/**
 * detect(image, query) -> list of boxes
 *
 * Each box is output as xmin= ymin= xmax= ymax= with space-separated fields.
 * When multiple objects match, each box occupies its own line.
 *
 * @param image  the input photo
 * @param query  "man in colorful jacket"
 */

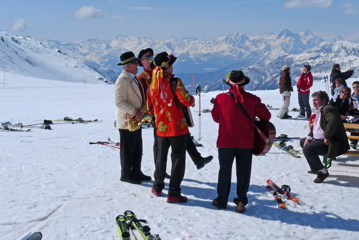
xmin=296 ymin=64 xmax=313 ymax=119
xmin=147 ymin=52 xmax=194 ymax=203
xmin=137 ymin=48 xmax=212 ymax=171
xmin=211 ymin=70 xmax=271 ymax=213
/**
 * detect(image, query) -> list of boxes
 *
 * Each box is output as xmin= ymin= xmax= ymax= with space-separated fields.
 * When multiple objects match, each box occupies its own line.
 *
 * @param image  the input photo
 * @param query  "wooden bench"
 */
xmin=343 ymin=123 xmax=359 ymax=155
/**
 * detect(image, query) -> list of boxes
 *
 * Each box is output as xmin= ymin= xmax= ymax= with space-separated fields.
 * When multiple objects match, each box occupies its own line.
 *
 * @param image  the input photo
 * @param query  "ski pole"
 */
xmin=196 ymin=84 xmax=202 ymax=140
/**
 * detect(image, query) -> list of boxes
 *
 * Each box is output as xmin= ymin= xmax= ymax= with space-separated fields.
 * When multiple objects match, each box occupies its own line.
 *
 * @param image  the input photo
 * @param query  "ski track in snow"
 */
xmin=1 ymin=73 xmax=359 ymax=239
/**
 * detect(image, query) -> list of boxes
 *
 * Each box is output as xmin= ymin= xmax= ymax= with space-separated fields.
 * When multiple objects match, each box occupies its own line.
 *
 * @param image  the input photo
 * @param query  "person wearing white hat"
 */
xmin=277 ymin=65 xmax=293 ymax=119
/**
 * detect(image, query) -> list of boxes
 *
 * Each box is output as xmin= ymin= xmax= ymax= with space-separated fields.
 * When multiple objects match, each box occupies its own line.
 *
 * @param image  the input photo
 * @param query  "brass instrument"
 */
xmin=125 ymin=105 xmax=153 ymax=132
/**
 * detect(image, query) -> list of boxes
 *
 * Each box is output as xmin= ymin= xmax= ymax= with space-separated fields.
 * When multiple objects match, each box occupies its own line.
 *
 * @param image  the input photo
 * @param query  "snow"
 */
xmin=1 ymin=72 xmax=359 ymax=240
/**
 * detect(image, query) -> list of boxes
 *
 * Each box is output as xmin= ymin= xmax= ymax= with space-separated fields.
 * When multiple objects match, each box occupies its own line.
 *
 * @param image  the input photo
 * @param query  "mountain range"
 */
xmin=1 ymin=29 xmax=359 ymax=91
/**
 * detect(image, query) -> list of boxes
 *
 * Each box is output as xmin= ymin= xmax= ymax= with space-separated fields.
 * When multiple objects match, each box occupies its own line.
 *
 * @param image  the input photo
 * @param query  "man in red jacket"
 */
xmin=211 ymin=70 xmax=271 ymax=213
xmin=296 ymin=64 xmax=313 ymax=119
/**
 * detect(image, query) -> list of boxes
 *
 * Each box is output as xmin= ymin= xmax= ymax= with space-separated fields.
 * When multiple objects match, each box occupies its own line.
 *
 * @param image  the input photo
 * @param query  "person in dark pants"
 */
xmin=300 ymin=91 xmax=349 ymax=183
xmin=211 ymin=70 xmax=271 ymax=213
xmin=147 ymin=52 xmax=195 ymax=203
xmin=114 ymin=51 xmax=151 ymax=184
xmin=296 ymin=64 xmax=313 ymax=119
xmin=137 ymin=48 xmax=213 ymax=172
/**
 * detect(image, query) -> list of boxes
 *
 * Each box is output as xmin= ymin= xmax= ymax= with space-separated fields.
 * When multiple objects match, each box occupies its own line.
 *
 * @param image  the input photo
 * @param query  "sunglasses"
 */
xmin=141 ymin=55 xmax=153 ymax=61
xmin=340 ymin=92 xmax=349 ymax=96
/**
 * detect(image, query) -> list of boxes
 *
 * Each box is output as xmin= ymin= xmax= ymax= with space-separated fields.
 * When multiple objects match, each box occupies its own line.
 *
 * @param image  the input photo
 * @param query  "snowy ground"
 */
xmin=1 ymin=73 xmax=359 ymax=240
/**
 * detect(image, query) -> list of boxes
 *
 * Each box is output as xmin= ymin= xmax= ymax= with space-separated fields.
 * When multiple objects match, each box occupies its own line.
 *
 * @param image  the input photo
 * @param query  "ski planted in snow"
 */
xmin=266 ymin=179 xmax=300 ymax=205
xmin=266 ymin=185 xmax=287 ymax=209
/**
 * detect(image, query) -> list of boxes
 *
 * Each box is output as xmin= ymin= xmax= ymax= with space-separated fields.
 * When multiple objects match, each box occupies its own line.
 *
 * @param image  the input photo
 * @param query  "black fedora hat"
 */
xmin=138 ymin=48 xmax=154 ymax=66
xmin=229 ymin=70 xmax=250 ymax=86
xmin=150 ymin=52 xmax=177 ymax=70
xmin=117 ymin=51 xmax=139 ymax=65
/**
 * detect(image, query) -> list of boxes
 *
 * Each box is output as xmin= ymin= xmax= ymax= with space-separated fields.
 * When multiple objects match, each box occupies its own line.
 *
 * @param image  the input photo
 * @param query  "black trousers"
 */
xmin=153 ymin=128 xmax=201 ymax=165
xmin=216 ymin=148 xmax=253 ymax=208
xmin=300 ymin=138 xmax=327 ymax=171
xmin=153 ymin=134 xmax=187 ymax=196
xmin=119 ymin=128 xmax=143 ymax=179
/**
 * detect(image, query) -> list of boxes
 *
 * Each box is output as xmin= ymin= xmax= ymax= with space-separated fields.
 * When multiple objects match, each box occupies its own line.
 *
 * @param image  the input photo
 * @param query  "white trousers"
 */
xmin=277 ymin=91 xmax=291 ymax=118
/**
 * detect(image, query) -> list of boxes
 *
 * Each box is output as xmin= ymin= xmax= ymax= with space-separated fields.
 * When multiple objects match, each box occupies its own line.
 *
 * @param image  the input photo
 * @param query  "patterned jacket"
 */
xmin=147 ymin=73 xmax=194 ymax=137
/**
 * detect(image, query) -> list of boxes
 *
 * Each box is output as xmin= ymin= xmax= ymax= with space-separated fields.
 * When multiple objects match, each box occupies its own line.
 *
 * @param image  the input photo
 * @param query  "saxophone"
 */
xmin=125 ymin=105 xmax=153 ymax=132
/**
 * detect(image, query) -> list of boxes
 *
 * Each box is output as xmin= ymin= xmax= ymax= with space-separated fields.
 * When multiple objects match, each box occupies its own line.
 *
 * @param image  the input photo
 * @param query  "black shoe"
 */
xmin=280 ymin=115 xmax=292 ymax=119
xmin=120 ymin=178 xmax=141 ymax=184
xmin=196 ymin=156 xmax=213 ymax=170
xmin=137 ymin=173 xmax=151 ymax=181
xmin=212 ymin=199 xmax=226 ymax=209
xmin=314 ymin=171 xmax=329 ymax=183
xmin=165 ymin=173 xmax=171 ymax=179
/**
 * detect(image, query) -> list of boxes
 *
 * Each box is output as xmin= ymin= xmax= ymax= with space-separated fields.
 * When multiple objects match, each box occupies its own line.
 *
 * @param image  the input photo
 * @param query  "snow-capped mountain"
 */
xmin=0 ymin=31 xmax=107 ymax=84
xmin=43 ymin=29 xmax=359 ymax=91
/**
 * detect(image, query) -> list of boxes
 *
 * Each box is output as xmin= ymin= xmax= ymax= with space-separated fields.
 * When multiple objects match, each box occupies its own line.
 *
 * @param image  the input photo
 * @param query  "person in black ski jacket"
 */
xmin=329 ymin=87 xmax=351 ymax=122
xmin=330 ymin=64 xmax=354 ymax=95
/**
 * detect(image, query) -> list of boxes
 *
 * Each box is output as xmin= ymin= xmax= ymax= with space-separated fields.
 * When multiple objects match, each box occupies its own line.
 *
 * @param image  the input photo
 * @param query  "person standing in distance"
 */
xmin=114 ymin=51 xmax=151 ymax=184
xmin=330 ymin=63 xmax=354 ymax=95
xmin=296 ymin=64 xmax=313 ymax=119
xmin=277 ymin=65 xmax=293 ymax=119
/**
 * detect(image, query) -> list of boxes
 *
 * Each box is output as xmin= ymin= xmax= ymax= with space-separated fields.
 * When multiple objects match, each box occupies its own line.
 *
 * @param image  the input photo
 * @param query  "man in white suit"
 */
xmin=115 ymin=51 xmax=151 ymax=184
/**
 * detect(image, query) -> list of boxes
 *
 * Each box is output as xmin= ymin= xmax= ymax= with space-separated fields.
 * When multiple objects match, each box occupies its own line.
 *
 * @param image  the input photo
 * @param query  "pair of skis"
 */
xmin=116 ymin=210 xmax=160 ymax=240
xmin=89 ymin=138 xmax=120 ymax=149
xmin=273 ymin=142 xmax=301 ymax=158
xmin=266 ymin=179 xmax=301 ymax=209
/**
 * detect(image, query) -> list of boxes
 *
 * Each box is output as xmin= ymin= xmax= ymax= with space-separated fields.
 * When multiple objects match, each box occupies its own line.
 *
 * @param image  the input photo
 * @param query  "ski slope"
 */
xmin=1 ymin=72 xmax=359 ymax=239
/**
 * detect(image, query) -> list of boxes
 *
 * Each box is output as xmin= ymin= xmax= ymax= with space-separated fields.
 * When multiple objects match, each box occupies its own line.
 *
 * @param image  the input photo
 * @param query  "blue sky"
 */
xmin=2 ymin=0 xmax=359 ymax=42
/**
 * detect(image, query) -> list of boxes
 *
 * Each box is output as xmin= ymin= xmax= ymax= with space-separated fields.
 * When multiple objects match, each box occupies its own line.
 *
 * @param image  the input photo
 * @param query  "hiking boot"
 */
xmin=120 ymin=177 xmax=141 ymax=184
xmin=137 ymin=173 xmax=151 ymax=181
xmin=196 ymin=156 xmax=213 ymax=170
xmin=314 ymin=171 xmax=329 ymax=183
xmin=236 ymin=202 xmax=246 ymax=213
xmin=151 ymin=187 xmax=161 ymax=197
xmin=212 ymin=199 xmax=226 ymax=210
xmin=167 ymin=195 xmax=187 ymax=203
